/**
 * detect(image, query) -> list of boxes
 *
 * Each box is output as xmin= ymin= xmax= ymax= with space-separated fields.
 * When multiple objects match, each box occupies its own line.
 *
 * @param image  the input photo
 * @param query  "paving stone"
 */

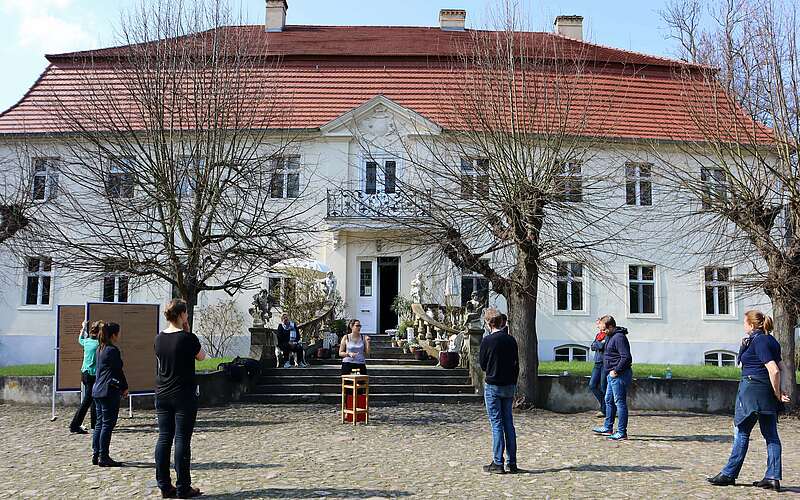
xmin=0 ymin=402 xmax=797 ymax=498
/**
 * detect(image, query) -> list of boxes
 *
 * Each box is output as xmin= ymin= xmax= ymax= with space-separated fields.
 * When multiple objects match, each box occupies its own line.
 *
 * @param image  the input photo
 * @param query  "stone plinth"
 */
xmin=466 ymin=327 xmax=485 ymax=393
xmin=249 ymin=326 xmax=277 ymax=367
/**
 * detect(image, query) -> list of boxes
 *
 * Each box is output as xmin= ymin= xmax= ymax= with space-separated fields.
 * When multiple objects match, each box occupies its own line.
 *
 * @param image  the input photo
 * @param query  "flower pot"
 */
xmin=439 ymin=351 xmax=460 ymax=369
xmin=414 ymin=349 xmax=428 ymax=361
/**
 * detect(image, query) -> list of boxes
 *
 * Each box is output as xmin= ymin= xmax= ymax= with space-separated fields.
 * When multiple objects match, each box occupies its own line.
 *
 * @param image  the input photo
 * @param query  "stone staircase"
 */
xmin=244 ymin=334 xmax=481 ymax=404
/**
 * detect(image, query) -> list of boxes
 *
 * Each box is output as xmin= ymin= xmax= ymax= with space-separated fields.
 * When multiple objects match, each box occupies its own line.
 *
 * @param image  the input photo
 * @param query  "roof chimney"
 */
xmin=266 ymin=0 xmax=288 ymax=32
xmin=439 ymin=9 xmax=467 ymax=31
xmin=554 ymin=15 xmax=583 ymax=41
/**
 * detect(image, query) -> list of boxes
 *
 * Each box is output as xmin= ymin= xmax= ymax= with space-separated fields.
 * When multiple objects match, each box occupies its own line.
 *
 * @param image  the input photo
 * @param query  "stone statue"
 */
xmin=248 ymin=289 xmax=275 ymax=327
xmin=322 ymin=271 xmax=337 ymax=301
xmin=409 ymin=272 xmax=426 ymax=303
xmin=463 ymin=291 xmax=486 ymax=331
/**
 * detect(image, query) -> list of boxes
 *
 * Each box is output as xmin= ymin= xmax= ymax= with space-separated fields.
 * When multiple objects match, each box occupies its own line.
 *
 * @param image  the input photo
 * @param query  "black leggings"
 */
xmin=69 ymin=371 xmax=96 ymax=431
xmin=155 ymin=395 xmax=198 ymax=495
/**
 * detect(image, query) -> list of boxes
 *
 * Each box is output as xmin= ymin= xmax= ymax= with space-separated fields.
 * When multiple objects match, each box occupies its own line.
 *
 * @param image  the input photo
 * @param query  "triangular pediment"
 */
xmin=320 ymin=95 xmax=442 ymax=138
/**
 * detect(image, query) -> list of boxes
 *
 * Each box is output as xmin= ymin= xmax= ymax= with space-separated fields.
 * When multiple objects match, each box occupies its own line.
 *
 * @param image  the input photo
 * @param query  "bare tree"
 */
xmin=660 ymin=0 xmax=798 ymax=407
xmin=348 ymin=4 xmax=636 ymax=405
xmin=0 ymin=145 xmax=38 ymax=245
xmin=195 ymin=298 xmax=244 ymax=358
xmin=14 ymin=0 xmax=316 ymax=323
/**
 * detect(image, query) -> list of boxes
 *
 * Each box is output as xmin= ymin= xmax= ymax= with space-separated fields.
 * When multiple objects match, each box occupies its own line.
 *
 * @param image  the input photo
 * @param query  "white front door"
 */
xmin=356 ymin=258 xmax=378 ymax=333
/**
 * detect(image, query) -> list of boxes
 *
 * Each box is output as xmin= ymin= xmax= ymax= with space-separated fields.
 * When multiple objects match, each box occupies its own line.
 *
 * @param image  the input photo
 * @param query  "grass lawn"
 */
xmin=0 ymin=357 xmax=234 ymax=377
xmin=540 ymin=361 xmax=800 ymax=381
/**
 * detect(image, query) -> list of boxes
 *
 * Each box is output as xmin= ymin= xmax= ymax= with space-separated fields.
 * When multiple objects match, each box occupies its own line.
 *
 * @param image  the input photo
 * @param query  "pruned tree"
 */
xmin=0 ymin=144 xmax=37 ymax=245
xmin=350 ymin=3 xmax=637 ymax=405
xmin=660 ymin=0 xmax=798 ymax=407
xmin=14 ymin=0 xmax=317 ymax=323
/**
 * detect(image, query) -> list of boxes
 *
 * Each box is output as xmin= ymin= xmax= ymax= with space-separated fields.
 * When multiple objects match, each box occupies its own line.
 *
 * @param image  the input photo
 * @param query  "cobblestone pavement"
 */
xmin=1 ymin=402 xmax=798 ymax=499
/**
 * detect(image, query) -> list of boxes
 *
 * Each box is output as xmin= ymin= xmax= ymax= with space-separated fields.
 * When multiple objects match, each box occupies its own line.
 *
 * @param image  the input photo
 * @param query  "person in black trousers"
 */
xmin=277 ymin=313 xmax=307 ymax=367
xmin=155 ymin=299 xmax=207 ymax=499
xmin=69 ymin=321 xmax=101 ymax=434
xmin=91 ymin=322 xmax=128 ymax=467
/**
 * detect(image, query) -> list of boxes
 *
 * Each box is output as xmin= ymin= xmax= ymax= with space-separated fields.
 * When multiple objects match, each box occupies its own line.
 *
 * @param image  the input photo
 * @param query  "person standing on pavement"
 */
xmin=479 ymin=308 xmax=519 ymax=474
xmin=91 ymin=322 xmax=128 ymax=467
xmin=588 ymin=318 xmax=608 ymax=418
xmin=155 ymin=299 xmax=207 ymax=499
xmin=69 ymin=320 xmax=102 ymax=434
xmin=707 ymin=310 xmax=790 ymax=492
xmin=591 ymin=315 xmax=632 ymax=441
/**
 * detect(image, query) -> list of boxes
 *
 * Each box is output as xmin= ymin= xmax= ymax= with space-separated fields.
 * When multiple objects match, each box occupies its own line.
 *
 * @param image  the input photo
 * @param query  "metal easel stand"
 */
xmin=127 ymin=393 xmax=155 ymax=418
xmin=50 ymin=347 xmax=59 ymax=421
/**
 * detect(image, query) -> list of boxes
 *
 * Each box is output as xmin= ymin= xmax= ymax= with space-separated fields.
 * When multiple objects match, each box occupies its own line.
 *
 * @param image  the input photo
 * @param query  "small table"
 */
xmin=341 ymin=374 xmax=369 ymax=425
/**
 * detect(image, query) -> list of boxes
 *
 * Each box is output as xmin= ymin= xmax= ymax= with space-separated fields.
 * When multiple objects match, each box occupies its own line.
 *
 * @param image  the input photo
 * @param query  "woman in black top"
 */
xmin=91 ymin=322 xmax=128 ymax=467
xmin=154 ymin=299 xmax=206 ymax=499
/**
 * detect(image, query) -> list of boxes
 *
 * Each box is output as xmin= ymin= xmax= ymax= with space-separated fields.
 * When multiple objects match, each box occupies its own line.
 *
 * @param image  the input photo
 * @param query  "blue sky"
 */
xmin=0 ymin=0 xmax=680 ymax=112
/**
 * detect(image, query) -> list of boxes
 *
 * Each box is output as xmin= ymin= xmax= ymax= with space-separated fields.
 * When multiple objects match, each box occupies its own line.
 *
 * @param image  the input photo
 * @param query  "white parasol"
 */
xmin=273 ymin=258 xmax=331 ymax=279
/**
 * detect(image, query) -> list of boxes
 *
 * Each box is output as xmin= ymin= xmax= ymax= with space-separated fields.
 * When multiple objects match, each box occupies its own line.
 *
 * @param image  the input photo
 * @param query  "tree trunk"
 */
xmin=771 ymin=295 xmax=798 ymax=412
xmin=507 ymin=287 xmax=539 ymax=407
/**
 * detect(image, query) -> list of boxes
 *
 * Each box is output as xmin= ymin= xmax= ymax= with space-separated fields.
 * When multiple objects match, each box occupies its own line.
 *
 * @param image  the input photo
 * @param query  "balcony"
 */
xmin=326 ymin=189 xmax=430 ymax=219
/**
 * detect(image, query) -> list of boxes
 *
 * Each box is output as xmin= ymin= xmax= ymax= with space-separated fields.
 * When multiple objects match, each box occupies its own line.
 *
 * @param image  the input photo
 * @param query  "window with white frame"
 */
xmin=359 ymin=261 xmax=373 ymax=297
xmin=704 ymin=267 xmax=732 ymax=315
xmin=102 ymin=260 xmax=129 ymax=303
xmin=556 ymin=262 xmax=585 ymax=311
xmin=628 ymin=264 xmax=656 ymax=314
xmin=268 ymin=276 xmax=296 ymax=305
xmin=364 ymin=159 xmax=397 ymax=194
xmin=460 ymin=158 xmax=489 ymax=199
xmin=625 ymin=162 xmax=652 ymax=206
xmin=701 ymin=167 xmax=727 ymax=209
xmin=556 ymin=161 xmax=582 ymax=202
xmin=461 ymin=259 xmax=490 ymax=307
xmin=705 ymin=350 xmax=736 ymax=367
xmin=31 ymin=158 xmax=59 ymax=201
xmin=24 ymin=256 xmax=53 ymax=305
xmin=554 ymin=344 xmax=589 ymax=362
xmin=270 ymin=156 xmax=300 ymax=199
xmin=177 ymin=156 xmax=205 ymax=197
xmin=106 ymin=158 xmax=135 ymax=199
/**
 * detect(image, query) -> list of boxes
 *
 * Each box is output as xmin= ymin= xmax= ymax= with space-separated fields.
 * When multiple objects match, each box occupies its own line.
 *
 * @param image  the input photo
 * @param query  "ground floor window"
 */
xmin=24 ymin=256 xmax=52 ymax=305
xmin=704 ymin=350 xmax=736 ymax=367
xmin=554 ymin=344 xmax=589 ymax=362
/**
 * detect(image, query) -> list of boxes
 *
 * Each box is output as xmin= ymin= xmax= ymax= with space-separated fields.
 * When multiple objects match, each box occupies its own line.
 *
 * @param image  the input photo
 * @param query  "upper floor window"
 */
xmin=556 ymin=262 xmax=585 ymax=312
xmin=701 ymin=167 xmax=727 ymax=209
xmin=556 ymin=161 xmax=582 ymax=202
xmin=32 ymin=158 xmax=59 ymax=201
xmin=628 ymin=264 xmax=656 ymax=314
xmin=460 ymin=158 xmax=489 ymax=200
xmin=704 ymin=267 xmax=732 ymax=315
xmin=106 ymin=158 xmax=135 ymax=199
xmin=365 ymin=159 xmax=397 ymax=195
xmin=270 ymin=156 xmax=300 ymax=199
xmin=24 ymin=256 xmax=52 ymax=305
xmin=554 ymin=344 xmax=588 ymax=362
xmin=102 ymin=260 xmax=129 ymax=303
xmin=625 ymin=163 xmax=652 ymax=206
xmin=705 ymin=350 xmax=736 ymax=367
xmin=461 ymin=260 xmax=490 ymax=307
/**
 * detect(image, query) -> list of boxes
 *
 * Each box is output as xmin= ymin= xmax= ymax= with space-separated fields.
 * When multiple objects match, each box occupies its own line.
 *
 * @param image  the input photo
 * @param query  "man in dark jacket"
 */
xmin=479 ymin=309 xmax=519 ymax=474
xmin=277 ymin=313 xmax=307 ymax=367
xmin=592 ymin=315 xmax=633 ymax=440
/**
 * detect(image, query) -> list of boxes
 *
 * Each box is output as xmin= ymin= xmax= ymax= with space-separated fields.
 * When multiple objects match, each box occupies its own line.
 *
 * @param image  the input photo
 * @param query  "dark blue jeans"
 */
xmin=484 ymin=383 xmax=517 ymax=466
xmin=92 ymin=396 xmax=120 ymax=460
xmin=603 ymin=370 xmax=633 ymax=435
xmin=155 ymin=394 xmax=199 ymax=494
xmin=588 ymin=363 xmax=607 ymax=413
xmin=721 ymin=412 xmax=782 ymax=480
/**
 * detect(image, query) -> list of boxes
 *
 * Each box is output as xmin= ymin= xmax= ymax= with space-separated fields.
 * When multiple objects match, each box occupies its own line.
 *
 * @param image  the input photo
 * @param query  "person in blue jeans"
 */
xmin=92 ymin=322 xmax=128 ymax=467
xmin=591 ymin=315 xmax=632 ymax=441
xmin=708 ymin=310 xmax=790 ymax=492
xmin=587 ymin=318 xmax=608 ymax=418
xmin=479 ymin=309 xmax=519 ymax=474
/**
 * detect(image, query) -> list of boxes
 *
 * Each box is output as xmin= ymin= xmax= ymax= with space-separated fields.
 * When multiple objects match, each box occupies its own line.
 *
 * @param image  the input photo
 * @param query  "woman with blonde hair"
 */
xmin=708 ymin=310 xmax=790 ymax=492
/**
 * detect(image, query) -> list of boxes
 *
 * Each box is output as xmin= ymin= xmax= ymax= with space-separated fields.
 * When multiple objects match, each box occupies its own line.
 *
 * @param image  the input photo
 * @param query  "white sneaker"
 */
xmin=300 ymin=362 xmax=309 ymax=368
xmin=283 ymin=361 xmax=292 ymax=368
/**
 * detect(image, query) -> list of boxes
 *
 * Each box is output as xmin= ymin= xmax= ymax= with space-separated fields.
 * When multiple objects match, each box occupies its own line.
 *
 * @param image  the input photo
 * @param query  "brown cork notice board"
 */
xmin=86 ymin=303 xmax=160 ymax=394
xmin=56 ymin=305 xmax=86 ymax=392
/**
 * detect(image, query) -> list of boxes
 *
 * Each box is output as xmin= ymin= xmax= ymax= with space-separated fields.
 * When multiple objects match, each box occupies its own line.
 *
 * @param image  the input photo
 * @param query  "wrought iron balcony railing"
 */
xmin=326 ymin=189 xmax=430 ymax=219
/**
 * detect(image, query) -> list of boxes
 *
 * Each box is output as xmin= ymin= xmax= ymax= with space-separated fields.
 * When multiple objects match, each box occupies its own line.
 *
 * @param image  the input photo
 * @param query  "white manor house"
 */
xmin=0 ymin=2 xmax=782 ymax=368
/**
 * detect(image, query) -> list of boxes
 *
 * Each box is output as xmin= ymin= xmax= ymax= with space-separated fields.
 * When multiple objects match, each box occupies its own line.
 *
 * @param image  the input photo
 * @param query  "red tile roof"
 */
xmin=0 ymin=25 xmax=773 ymax=143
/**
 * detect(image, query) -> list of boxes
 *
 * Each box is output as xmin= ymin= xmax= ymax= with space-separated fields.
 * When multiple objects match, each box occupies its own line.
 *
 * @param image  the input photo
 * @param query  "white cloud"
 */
xmin=2 ymin=0 xmax=95 ymax=54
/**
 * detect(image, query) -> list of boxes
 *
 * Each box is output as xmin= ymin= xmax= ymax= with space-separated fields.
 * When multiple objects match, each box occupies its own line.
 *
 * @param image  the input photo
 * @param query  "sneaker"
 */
xmin=70 ymin=427 xmax=88 ymax=435
xmin=300 ymin=362 xmax=309 ymax=368
xmin=607 ymin=432 xmax=628 ymax=441
xmin=482 ymin=462 xmax=505 ymax=474
xmin=283 ymin=361 xmax=292 ymax=368
xmin=595 ymin=411 xmax=606 ymax=418
xmin=506 ymin=463 xmax=519 ymax=474
xmin=592 ymin=427 xmax=612 ymax=435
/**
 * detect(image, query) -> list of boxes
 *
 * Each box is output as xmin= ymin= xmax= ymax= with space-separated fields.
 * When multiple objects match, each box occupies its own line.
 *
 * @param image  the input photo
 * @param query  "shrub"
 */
xmin=195 ymin=299 xmax=245 ymax=358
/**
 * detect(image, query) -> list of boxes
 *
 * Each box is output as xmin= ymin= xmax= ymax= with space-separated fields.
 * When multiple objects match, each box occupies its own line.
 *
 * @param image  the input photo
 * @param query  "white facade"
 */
xmin=0 ymin=96 xmax=776 ymax=368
